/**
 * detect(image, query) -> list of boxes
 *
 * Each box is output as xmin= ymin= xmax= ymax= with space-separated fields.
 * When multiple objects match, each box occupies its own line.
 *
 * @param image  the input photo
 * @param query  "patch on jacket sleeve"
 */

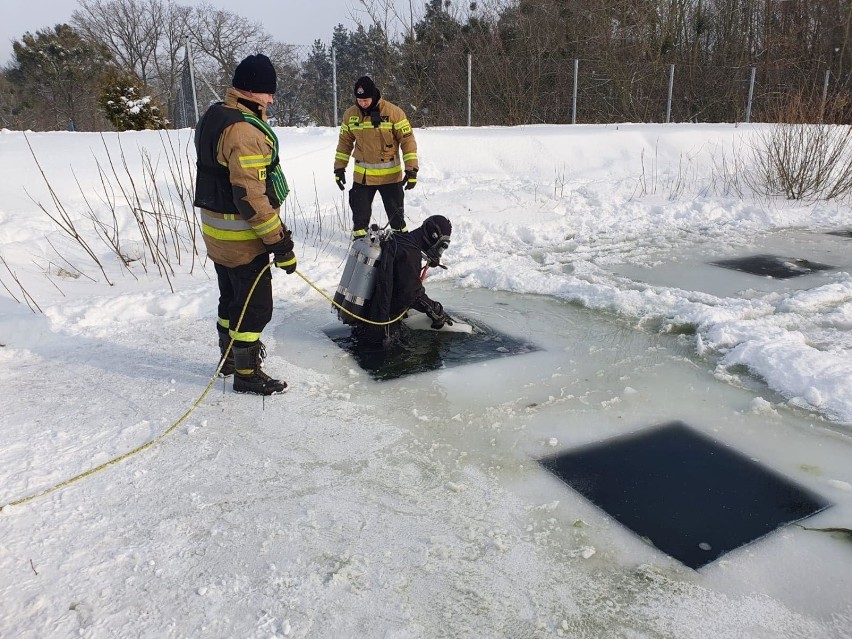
xmin=258 ymin=168 xmax=267 ymax=180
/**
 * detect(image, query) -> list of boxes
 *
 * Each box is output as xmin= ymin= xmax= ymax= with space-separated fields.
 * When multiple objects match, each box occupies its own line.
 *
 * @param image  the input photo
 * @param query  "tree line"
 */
xmin=1 ymin=0 xmax=849 ymax=132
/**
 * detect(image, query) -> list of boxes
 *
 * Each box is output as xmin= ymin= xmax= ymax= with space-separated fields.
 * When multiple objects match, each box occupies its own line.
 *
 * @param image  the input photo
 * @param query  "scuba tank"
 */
xmin=335 ymin=227 xmax=384 ymax=325
xmin=333 ymin=244 xmax=360 ymax=310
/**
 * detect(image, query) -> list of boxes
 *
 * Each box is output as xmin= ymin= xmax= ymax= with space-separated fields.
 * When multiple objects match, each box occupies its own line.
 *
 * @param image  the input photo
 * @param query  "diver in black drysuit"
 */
xmin=352 ymin=215 xmax=454 ymax=349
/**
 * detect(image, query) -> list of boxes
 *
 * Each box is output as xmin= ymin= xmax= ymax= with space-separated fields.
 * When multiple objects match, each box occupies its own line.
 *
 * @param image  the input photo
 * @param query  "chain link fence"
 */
xmin=172 ymin=43 xmax=851 ymax=129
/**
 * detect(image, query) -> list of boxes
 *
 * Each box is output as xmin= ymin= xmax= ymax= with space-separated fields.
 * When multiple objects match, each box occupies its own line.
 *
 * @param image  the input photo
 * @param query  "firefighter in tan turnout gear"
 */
xmin=194 ymin=54 xmax=296 ymax=396
xmin=334 ymin=76 xmax=419 ymax=239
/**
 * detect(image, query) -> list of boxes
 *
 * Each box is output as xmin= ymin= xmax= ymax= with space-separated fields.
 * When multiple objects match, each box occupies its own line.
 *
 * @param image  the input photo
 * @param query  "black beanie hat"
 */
xmin=354 ymin=76 xmax=378 ymax=100
xmin=232 ymin=54 xmax=277 ymax=94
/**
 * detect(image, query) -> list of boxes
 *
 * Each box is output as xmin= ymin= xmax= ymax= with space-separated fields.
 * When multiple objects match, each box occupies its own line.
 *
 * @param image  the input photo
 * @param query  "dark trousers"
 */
xmin=214 ymin=253 xmax=273 ymax=348
xmin=349 ymin=181 xmax=406 ymax=232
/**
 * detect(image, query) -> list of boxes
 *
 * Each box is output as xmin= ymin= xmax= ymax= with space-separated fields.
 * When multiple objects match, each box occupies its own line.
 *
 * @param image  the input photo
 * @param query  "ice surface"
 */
xmin=826 ymin=229 xmax=852 ymax=238
xmin=611 ymin=228 xmax=852 ymax=297
xmin=286 ymin=285 xmax=852 ymax=622
xmin=710 ymin=255 xmax=834 ymax=280
xmin=538 ymin=421 xmax=831 ymax=569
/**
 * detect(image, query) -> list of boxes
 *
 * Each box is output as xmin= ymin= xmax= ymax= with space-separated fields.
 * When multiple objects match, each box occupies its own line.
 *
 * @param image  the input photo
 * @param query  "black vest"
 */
xmin=193 ymin=103 xmax=285 ymax=215
xmin=194 ymin=104 xmax=243 ymax=214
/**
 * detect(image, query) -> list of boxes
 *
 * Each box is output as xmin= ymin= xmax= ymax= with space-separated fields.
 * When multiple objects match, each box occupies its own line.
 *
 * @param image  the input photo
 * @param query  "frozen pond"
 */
xmin=610 ymin=228 xmax=852 ymax=298
xmin=284 ymin=284 xmax=852 ymax=629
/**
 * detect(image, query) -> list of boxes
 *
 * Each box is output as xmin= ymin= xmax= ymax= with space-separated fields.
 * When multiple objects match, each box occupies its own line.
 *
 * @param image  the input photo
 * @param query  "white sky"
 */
xmin=0 ymin=0 xmax=416 ymax=66
xmin=1 ymin=123 xmax=852 ymax=636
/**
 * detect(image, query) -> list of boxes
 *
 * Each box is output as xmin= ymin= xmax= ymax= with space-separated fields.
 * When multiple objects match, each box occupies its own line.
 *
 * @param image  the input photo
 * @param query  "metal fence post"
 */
xmin=572 ymin=59 xmax=578 ymax=124
xmin=332 ymin=46 xmax=339 ymax=126
xmin=745 ymin=66 xmax=756 ymax=123
xmin=820 ymin=69 xmax=830 ymax=122
xmin=186 ymin=37 xmax=199 ymax=125
xmin=666 ymin=64 xmax=674 ymax=123
xmin=467 ymin=52 xmax=472 ymax=126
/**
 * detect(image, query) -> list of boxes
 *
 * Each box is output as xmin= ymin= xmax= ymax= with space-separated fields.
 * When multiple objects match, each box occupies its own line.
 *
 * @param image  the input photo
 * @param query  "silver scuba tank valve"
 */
xmin=368 ymin=223 xmax=387 ymax=244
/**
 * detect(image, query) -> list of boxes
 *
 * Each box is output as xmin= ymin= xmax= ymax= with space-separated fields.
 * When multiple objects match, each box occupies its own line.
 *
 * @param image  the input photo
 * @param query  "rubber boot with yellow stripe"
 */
xmin=233 ymin=342 xmax=286 ymax=395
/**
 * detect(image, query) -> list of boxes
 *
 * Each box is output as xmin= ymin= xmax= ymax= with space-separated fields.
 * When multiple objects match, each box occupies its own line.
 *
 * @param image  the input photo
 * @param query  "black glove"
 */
xmin=425 ymin=300 xmax=453 ymax=329
xmin=268 ymin=235 xmax=297 ymax=274
xmin=274 ymin=250 xmax=297 ymax=274
xmin=403 ymin=169 xmax=417 ymax=190
xmin=334 ymin=168 xmax=346 ymax=191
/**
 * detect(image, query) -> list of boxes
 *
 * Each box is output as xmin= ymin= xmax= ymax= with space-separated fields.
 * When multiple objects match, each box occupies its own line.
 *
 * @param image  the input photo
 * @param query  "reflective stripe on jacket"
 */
xmin=334 ymin=98 xmax=418 ymax=186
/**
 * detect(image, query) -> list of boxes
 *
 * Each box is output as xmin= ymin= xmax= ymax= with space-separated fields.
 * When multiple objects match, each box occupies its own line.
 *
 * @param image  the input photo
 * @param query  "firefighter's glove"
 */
xmin=274 ymin=251 xmax=297 ymax=274
xmin=425 ymin=300 xmax=453 ymax=329
xmin=403 ymin=169 xmax=418 ymax=190
xmin=334 ymin=168 xmax=346 ymax=191
xmin=268 ymin=236 xmax=297 ymax=274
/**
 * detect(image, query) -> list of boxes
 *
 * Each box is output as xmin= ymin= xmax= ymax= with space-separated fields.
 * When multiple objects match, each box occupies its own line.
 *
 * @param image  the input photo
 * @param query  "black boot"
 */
xmin=218 ymin=332 xmax=236 ymax=377
xmin=219 ymin=330 xmax=266 ymax=377
xmin=233 ymin=342 xmax=287 ymax=395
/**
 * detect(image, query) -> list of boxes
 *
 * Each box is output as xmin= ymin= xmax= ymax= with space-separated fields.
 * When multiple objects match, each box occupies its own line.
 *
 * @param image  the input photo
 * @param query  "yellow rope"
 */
xmin=0 ymin=263 xmax=413 ymax=511
xmin=0 ymin=264 xmax=411 ymax=511
xmin=0 ymin=264 xmax=271 ymax=511
xmin=295 ymin=269 xmax=408 ymax=326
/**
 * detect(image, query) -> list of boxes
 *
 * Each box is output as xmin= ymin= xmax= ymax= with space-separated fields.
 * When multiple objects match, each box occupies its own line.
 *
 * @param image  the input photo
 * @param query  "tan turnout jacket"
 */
xmin=334 ymin=98 xmax=418 ymax=186
xmin=198 ymin=88 xmax=289 ymax=268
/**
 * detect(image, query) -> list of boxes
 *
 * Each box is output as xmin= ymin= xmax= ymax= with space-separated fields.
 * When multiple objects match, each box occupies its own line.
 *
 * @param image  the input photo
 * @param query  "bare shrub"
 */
xmin=25 ymin=130 xmax=340 ymax=303
xmin=747 ymin=95 xmax=852 ymax=201
xmin=708 ymin=142 xmax=747 ymax=199
xmin=22 ymin=132 xmax=114 ymax=286
xmin=0 ymin=255 xmax=42 ymax=313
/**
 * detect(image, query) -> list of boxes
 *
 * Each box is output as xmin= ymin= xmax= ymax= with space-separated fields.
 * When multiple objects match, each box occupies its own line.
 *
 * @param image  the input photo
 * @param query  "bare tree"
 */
xmin=6 ymin=0 xmax=848 ymax=130
xmin=150 ymin=3 xmax=194 ymax=118
xmin=186 ymin=4 xmax=278 ymax=89
xmin=73 ymin=0 xmax=166 ymax=89
xmin=355 ymin=0 xmax=413 ymax=42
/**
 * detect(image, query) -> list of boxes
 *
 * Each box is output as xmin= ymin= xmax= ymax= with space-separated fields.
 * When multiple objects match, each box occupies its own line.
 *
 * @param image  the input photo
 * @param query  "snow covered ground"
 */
xmin=1 ymin=123 xmax=851 ymax=637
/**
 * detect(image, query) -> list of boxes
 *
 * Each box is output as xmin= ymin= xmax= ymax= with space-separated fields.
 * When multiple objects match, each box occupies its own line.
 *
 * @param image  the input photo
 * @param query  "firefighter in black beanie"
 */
xmin=333 ymin=76 xmax=419 ymax=239
xmin=194 ymin=54 xmax=296 ymax=395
